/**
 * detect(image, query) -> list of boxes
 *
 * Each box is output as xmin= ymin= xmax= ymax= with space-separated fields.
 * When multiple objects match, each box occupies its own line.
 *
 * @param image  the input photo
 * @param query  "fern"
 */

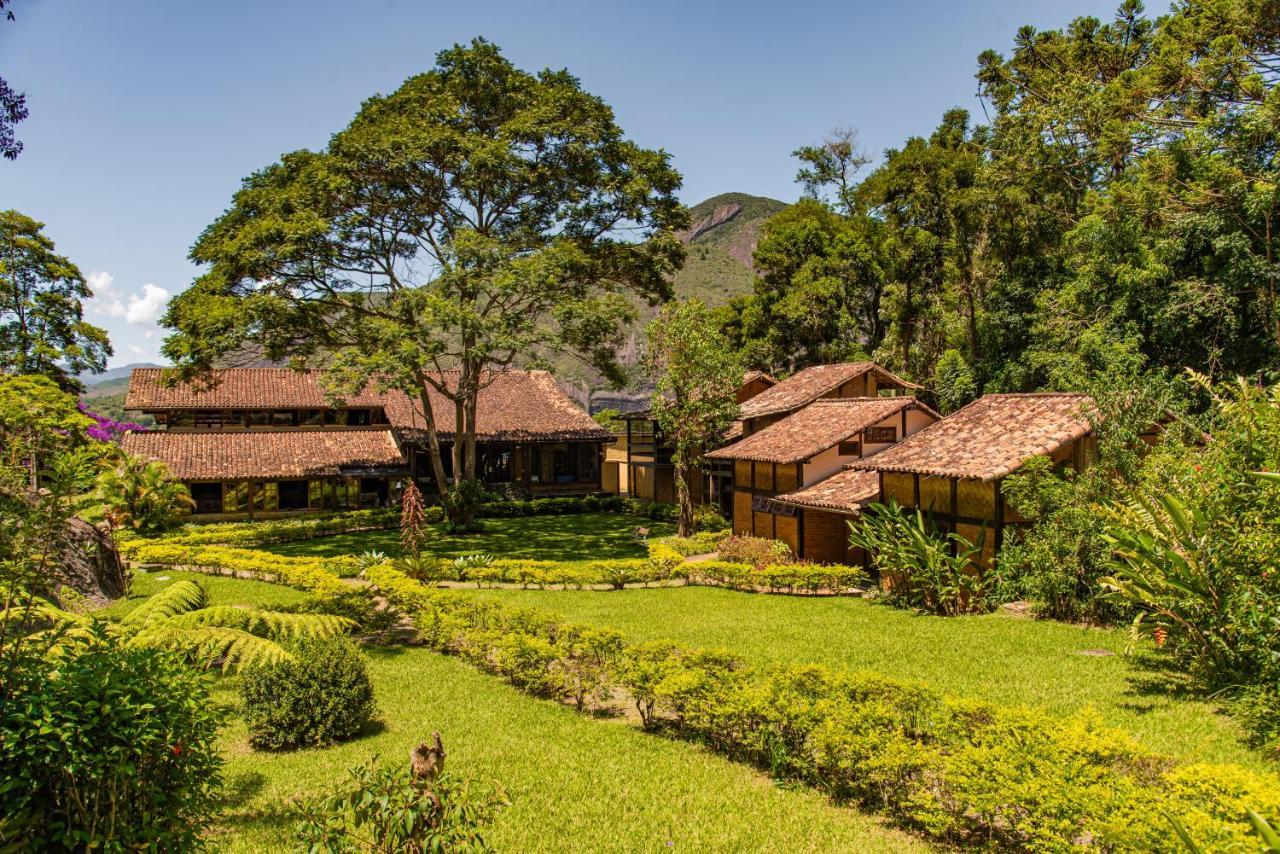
xmin=165 ymin=606 xmax=355 ymax=641
xmin=128 ymin=625 xmax=295 ymax=673
xmin=120 ymin=579 xmax=207 ymax=630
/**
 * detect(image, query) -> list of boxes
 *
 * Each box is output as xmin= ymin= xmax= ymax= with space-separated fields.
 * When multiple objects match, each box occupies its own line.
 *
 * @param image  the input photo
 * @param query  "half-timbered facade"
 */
xmin=122 ymin=368 xmax=612 ymax=519
xmin=706 ymin=396 xmax=939 ymax=560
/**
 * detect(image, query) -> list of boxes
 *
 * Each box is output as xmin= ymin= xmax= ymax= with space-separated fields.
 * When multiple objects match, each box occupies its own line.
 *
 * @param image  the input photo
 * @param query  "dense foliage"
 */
xmin=723 ymin=0 xmax=1280 ymax=396
xmin=0 ymin=210 xmax=111 ymax=391
xmin=98 ymin=453 xmax=193 ymax=534
xmin=848 ymin=500 xmax=991 ymax=615
xmin=296 ymin=758 xmax=506 ymax=853
xmin=241 ymin=635 xmax=376 ymax=750
xmin=0 ymin=627 xmax=222 ymax=850
xmin=645 ymin=299 xmax=743 ymax=535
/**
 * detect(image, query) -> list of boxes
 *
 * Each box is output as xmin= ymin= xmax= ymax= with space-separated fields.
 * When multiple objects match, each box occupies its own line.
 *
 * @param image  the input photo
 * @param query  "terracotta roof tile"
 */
xmin=120 ymin=429 xmax=406 ymax=480
xmin=848 ymin=393 xmax=1094 ymax=481
xmin=706 ymin=397 xmax=933 ymax=464
xmin=126 ymin=368 xmax=610 ymax=442
xmin=773 ymin=469 xmax=880 ymax=514
xmin=737 ymin=362 xmax=922 ymax=420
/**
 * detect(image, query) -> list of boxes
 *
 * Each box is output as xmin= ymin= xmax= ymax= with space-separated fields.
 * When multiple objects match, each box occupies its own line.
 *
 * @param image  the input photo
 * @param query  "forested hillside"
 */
xmin=720 ymin=1 xmax=1280 ymax=405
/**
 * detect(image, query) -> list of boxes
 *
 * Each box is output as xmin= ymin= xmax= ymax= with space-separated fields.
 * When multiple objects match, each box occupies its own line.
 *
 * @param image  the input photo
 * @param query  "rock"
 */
xmin=56 ymin=518 xmax=128 ymax=605
xmin=677 ymin=203 xmax=742 ymax=244
xmin=999 ymin=600 xmax=1034 ymax=618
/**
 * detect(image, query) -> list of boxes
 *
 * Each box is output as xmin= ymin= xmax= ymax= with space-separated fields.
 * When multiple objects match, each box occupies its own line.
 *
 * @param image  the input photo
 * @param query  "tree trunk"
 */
xmin=675 ymin=458 xmax=694 ymax=537
xmin=412 ymin=372 xmax=450 ymax=509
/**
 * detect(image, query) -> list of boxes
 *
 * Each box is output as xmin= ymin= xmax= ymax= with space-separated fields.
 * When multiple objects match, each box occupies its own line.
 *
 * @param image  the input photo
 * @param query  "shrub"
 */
xmin=651 ymin=530 xmax=725 ymax=557
xmin=0 ymin=627 xmax=221 ymax=850
xmin=716 ymin=534 xmax=793 ymax=568
xmin=121 ymin=541 xmax=351 ymax=595
xmin=692 ymin=503 xmax=729 ymax=532
xmin=240 ymin=636 xmax=376 ymax=750
xmin=296 ymin=756 xmax=506 ymax=853
xmin=848 ymin=500 xmax=990 ymax=615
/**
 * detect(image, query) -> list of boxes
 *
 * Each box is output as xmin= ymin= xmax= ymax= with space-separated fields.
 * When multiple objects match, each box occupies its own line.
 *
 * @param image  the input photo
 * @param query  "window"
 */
xmin=222 ymin=481 xmax=248 ymax=513
xmin=279 ymin=480 xmax=308 ymax=511
xmin=271 ymin=411 xmax=296 ymax=427
xmin=253 ymin=481 xmax=279 ymax=512
xmin=347 ymin=409 xmax=371 ymax=426
xmin=837 ymin=440 xmax=862 ymax=456
xmin=194 ymin=411 xmax=224 ymax=430
xmin=190 ymin=483 xmax=221 ymax=514
xmin=576 ymin=444 xmax=598 ymax=483
xmin=301 ymin=409 xmax=324 ymax=426
xmin=246 ymin=411 xmax=271 ymax=427
xmin=865 ymin=426 xmax=897 ymax=443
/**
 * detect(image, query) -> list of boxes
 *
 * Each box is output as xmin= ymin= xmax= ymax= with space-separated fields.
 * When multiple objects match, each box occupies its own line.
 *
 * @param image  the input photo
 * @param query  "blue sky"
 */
xmin=2 ymin=0 xmax=1154 ymax=368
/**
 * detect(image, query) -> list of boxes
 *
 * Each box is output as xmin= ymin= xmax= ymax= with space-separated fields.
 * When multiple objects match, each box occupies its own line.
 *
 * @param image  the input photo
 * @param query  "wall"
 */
xmin=801 ymin=509 xmax=863 ymax=565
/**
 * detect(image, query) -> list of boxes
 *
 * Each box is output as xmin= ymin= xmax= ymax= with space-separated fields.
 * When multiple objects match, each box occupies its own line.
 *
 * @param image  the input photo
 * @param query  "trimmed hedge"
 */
xmin=649 ymin=530 xmax=727 ymax=557
xmin=143 ymin=509 xmax=407 ymax=548
xmin=689 ymin=560 xmax=867 ymax=595
xmin=119 ymin=541 xmax=352 ymax=597
xmin=364 ymin=565 xmax=1280 ymax=851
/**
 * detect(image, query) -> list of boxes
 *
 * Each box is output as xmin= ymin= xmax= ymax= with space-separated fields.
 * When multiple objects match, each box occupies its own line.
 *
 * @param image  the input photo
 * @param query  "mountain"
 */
xmin=558 ymin=192 xmax=788 ymax=409
xmin=79 ymin=362 xmax=165 ymax=388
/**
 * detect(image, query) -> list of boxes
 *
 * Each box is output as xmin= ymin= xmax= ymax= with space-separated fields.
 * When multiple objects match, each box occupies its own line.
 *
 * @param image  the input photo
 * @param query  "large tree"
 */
xmin=0 ymin=210 xmax=112 ymax=391
xmin=164 ymin=39 xmax=686 ymax=528
xmin=645 ymin=299 xmax=741 ymax=536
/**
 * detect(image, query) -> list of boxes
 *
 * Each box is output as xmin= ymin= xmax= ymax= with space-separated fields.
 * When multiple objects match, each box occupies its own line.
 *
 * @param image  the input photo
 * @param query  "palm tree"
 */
xmin=98 ymin=454 xmax=193 ymax=534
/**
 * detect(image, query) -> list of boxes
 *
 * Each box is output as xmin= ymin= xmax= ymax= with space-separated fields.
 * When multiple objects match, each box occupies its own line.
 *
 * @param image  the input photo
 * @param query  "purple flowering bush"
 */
xmin=78 ymin=403 xmax=145 ymax=443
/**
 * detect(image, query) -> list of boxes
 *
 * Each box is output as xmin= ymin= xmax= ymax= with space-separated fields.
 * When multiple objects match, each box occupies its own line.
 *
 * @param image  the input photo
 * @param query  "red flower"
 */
xmin=171 ymin=742 xmax=183 ymax=757
xmin=1153 ymin=628 xmax=1168 ymax=648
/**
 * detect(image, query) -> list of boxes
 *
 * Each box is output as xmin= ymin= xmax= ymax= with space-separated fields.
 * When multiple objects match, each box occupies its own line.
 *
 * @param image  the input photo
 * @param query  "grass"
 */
xmin=97 ymin=569 xmax=312 ymax=619
xmin=257 ymin=512 xmax=675 ymax=562
xmin=95 ymin=571 xmax=918 ymax=850
xmin=198 ymin=616 xmax=920 ymax=852
xmin=458 ymin=586 xmax=1270 ymax=772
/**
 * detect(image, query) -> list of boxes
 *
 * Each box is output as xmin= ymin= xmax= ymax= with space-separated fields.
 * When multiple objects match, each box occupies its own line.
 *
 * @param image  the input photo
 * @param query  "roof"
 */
xmin=772 ymin=469 xmax=881 ymax=514
xmin=705 ymin=397 xmax=931 ymax=464
xmin=737 ymin=362 xmax=922 ymax=420
xmin=848 ymin=393 xmax=1095 ymax=481
xmin=742 ymin=370 xmax=776 ymax=386
xmin=126 ymin=368 xmax=611 ymax=442
xmin=120 ymin=429 xmax=406 ymax=480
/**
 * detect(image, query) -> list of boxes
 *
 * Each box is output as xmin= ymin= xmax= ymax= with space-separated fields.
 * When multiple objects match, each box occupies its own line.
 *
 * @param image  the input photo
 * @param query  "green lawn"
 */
xmin=97 ymin=569 xmax=312 ymax=619
xmin=459 ymin=586 xmax=1269 ymax=772
xmin=258 ymin=513 xmax=675 ymax=562
xmin=211 ymin=645 xmax=923 ymax=853
xmin=98 ymin=572 xmax=918 ymax=851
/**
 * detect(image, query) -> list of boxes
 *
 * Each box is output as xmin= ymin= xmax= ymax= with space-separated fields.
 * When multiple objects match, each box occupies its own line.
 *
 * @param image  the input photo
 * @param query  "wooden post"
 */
xmin=246 ymin=480 xmax=256 ymax=521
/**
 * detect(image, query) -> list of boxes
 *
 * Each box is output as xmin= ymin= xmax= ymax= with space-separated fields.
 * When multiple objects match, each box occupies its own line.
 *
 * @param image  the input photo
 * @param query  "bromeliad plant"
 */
xmin=26 ymin=579 xmax=355 ymax=673
xmin=848 ymin=499 xmax=989 ymax=615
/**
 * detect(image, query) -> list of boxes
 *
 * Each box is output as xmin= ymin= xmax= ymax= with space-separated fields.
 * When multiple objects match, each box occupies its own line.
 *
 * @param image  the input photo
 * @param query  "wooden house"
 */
xmin=706 ymin=396 xmax=939 ymax=561
xmin=736 ymin=362 xmax=921 ymax=437
xmin=606 ymin=371 xmax=777 ymax=510
xmin=122 ymin=368 xmax=613 ymax=519
xmin=847 ymin=393 xmax=1100 ymax=562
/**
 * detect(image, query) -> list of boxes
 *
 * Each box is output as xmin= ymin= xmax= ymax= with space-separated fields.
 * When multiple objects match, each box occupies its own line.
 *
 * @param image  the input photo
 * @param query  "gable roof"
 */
xmin=772 ymin=468 xmax=881 ymax=515
xmin=125 ymin=368 xmax=611 ymax=442
xmin=120 ymin=429 xmax=406 ymax=480
xmin=741 ymin=370 xmax=776 ymax=386
xmin=848 ymin=393 xmax=1095 ymax=481
xmin=737 ymin=362 xmax=922 ymax=421
xmin=705 ymin=397 xmax=933 ymax=464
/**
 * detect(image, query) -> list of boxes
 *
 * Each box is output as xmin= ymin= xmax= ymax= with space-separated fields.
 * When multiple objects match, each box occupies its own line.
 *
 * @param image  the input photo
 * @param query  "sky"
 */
xmin=1 ymin=0 xmax=1157 ymax=368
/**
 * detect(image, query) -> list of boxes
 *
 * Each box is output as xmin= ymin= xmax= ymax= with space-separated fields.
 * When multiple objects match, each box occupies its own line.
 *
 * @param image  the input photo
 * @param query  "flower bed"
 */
xmin=120 ymin=541 xmax=353 ymax=596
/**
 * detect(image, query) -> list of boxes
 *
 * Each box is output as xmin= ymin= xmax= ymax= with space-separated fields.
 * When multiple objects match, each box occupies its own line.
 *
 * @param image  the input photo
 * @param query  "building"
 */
xmin=605 ymin=371 xmax=777 ymax=509
xmin=736 ymin=362 xmax=921 ymax=437
xmin=847 ymin=393 xmax=1101 ymax=563
xmin=122 ymin=368 xmax=613 ymax=519
xmin=706 ymin=396 xmax=939 ymax=561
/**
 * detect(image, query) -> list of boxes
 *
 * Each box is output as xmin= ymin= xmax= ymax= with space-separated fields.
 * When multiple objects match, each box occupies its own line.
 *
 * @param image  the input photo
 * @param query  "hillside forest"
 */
xmin=712 ymin=0 xmax=1280 ymax=406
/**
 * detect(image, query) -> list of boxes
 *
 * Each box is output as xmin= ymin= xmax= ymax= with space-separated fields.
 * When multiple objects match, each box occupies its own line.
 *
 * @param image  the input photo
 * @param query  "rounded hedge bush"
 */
xmin=240 ymin=636 xmax=376 ymax=750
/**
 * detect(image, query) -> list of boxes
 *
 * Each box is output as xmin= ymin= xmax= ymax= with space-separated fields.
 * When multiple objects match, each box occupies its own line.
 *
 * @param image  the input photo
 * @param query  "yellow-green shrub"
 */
xmin=124 ymin=542 xmax=347 ymax=597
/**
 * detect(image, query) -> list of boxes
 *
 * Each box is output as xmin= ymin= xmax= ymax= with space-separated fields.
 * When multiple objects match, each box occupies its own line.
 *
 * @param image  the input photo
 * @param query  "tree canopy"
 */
xmin=0 ymin=210 xmax=111 ymax=392
xmin=164 ymin=38 xmax=687 ymax=525
xmin=724 ymin=0 xmax=1280 ymax=397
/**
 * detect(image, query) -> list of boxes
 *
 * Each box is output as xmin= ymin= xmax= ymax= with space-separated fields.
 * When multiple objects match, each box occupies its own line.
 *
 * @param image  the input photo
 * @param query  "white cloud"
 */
xmin=124 ymin=283 xmax=169 ymax=324
xmin=85 ymin=271 xmax=170 ymax=325
xmin=87 ymin=270 xmax=126 ymax=318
